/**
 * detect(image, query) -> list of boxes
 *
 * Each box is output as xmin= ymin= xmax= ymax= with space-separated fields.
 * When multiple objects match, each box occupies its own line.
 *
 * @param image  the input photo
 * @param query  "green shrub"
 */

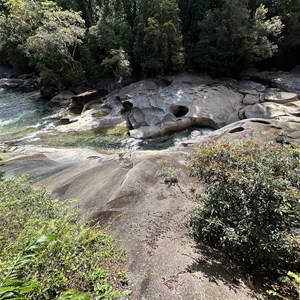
xmin=0 ymin=176 xmax=129 ymax=299
xmin=189 ymin=140 xmax=300 ymax=270
xmin=157 ymin=167 xmax=179 ymax=184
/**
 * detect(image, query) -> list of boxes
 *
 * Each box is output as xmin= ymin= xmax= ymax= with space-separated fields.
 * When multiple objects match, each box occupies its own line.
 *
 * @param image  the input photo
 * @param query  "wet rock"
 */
xmin=0 ymin=73 xmax=38 ymax=89
xmin=190 ymin=130 xmax=202 ymax=138
xmin=22 ymin=77 xmax=39 ymax=88
xmin=0 ymin=78 xmax=25 ymax=88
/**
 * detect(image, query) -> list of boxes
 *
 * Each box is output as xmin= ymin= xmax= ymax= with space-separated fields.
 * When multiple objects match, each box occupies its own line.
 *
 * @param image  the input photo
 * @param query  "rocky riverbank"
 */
xmin=2 ymin=67 xmax=300 ymax=146
xmin=2 ymin=69 xmax=300 ymax=299
xmin=44 ymin=70 xmax=300 ymax=144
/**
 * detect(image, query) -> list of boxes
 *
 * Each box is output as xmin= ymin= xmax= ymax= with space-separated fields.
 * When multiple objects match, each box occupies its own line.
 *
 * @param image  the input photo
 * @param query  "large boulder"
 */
xmin=51 ymin=71 xmax=300 ymax=140
xmin=0 ymin=77 xmax=39 ymax=89
xmin=104 ymin=74 xmax=244 ymax=139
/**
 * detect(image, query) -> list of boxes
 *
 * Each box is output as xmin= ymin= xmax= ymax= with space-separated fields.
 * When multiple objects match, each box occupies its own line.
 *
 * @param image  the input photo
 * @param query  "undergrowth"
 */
xmin=189 ymin=140 xmax=300 ymax=297
xmin=0 ymin=176 xmax=130 ymax=299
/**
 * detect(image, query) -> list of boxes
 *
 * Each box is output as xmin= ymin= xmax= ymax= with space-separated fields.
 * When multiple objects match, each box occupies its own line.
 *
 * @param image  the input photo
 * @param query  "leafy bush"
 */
xmin=0 ymin=176 xmax=130 ymax=299
xmin=189 ymin=140 xmax=300 ymax=270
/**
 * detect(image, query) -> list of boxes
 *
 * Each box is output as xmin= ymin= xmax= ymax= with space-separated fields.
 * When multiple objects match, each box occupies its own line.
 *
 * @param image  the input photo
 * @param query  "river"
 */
xmin=0 ymin=88 xmax=213 ymax=151
xmin=0 ymin=88 xmax=57 ymax=143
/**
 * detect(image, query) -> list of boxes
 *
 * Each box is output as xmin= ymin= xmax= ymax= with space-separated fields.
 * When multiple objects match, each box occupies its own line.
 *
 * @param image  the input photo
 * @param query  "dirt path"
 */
xmin=1 ymin=146 xmax=263 ymax=299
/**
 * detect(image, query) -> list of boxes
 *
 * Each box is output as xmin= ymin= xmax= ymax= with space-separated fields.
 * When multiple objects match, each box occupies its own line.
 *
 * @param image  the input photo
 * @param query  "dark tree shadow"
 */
xmin=186 ymin=242 xmax=271 ymax=299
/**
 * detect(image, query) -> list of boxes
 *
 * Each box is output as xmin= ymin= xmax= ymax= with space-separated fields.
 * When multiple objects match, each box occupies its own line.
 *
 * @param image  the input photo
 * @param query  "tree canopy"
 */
xmin=0 ymin=0 xmax=299 ymax=86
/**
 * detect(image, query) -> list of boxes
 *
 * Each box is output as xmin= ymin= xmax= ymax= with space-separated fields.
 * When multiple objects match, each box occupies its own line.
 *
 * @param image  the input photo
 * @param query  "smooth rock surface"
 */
xmin=242 ymin=94 xmax=260 ymax=105
xmin=264 ymin=90 xmax=298 ymax=104
xmin=104 ymin=74 xmax=244 ymax=139
xmin=240 ymin=100 xmax=300 ymax=120
xmin=43 ymin=72 xmax=300 ymax=141
xmin=1 ymin=145 xmax=263 ymax=300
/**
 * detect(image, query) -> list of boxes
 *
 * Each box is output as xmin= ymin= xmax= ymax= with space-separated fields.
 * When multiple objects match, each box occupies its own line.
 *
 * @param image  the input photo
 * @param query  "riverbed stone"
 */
xmin=104 ymin=74 xmax=244 ymax=139
xmin=50 ymin=90 xmax=75 ymax=106
xmin=243 ymin=94 xmax=260 ymax=105
xmin=0 ymin=78 xmax=25 ymax=88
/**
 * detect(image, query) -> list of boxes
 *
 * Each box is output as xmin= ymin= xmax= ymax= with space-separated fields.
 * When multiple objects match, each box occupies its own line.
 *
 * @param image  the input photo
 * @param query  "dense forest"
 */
xmin=0 ymin=0 xmax=299 ymax=87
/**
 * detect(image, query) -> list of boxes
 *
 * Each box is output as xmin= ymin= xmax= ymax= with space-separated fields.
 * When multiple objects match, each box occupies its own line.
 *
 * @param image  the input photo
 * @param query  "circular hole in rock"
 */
xmin=122 ymin=100 xmax=133 ymax=113
xmin=169 ymin=105 xmax=189 ymax=118
xmin=229 ymin=127 xmax=245 ymax=133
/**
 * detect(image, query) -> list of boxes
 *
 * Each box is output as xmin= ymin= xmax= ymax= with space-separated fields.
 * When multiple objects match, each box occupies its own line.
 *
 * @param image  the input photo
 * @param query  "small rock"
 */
xmin=190 ymin=130 xmax=202 ymax=138
xmin=59 ymin=116 xmax=78 ymax=125
xmin=243 ymin=94 xmax=260 ymax=105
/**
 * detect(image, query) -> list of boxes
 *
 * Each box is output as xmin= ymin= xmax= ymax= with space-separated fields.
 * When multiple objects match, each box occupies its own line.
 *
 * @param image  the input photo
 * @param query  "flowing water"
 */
xmin=0 ymin=88 xmax=214 ymax=151
xmin=0 ymin=88 xmax=57 ymax=143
